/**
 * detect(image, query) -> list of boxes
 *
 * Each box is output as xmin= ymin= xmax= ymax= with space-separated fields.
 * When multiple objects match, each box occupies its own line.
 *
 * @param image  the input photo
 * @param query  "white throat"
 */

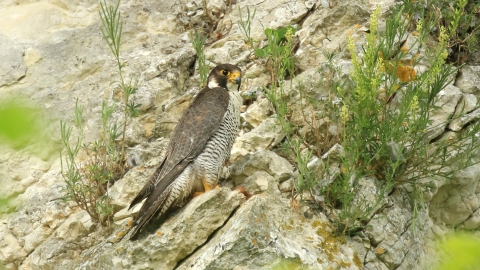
xmin=207 ymin=78 xmax=239 ymax=91
xmin=226 ymin=81 xmax=239 ymax=91
xmin=207 ymin=79 xmax=220 ymax=89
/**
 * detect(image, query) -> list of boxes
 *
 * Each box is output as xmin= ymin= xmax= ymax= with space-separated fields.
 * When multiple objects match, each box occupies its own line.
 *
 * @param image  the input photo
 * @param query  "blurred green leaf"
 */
xmin=255 ymin=48 xmax=267 ymax=57
xmin=0 ymin=102 xmax=37 ymax=143
xmin=436 ymin=234 xmax=480 ymax=270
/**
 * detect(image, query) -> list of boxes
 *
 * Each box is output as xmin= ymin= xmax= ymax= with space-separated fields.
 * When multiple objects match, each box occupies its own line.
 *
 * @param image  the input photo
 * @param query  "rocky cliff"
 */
xmin=1 ymin=0 xmax=480 ymax=269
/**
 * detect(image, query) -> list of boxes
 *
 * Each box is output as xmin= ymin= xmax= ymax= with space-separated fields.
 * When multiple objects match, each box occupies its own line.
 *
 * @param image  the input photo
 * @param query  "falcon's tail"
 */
xmin=129 ymin=185 xmax=174 ymax=240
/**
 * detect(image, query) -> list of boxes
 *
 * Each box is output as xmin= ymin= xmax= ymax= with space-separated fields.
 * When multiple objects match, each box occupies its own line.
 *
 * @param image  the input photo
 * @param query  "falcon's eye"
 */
xmin=221 ymin=70 xmax=230 ymax=76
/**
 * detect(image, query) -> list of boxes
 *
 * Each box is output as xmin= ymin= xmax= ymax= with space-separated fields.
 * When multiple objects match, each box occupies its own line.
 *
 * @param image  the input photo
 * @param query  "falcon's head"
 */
xmin=207 ymin=64 xmax=242 ymax=91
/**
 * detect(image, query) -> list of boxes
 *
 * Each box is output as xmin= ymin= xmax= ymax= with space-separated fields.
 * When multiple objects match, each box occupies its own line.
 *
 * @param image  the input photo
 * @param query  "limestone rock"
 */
xmin=241 ymin=98 xmax=273 ymax=128
xmin=363 ymin=189 xmax=429 ymax=269
xmin=0 ymin=34 xmax=26 ymax=87
xmin=429 ymin=164 xmax=480 ymax=227
xmin=426 ymin=84 xmax=463 ymax=140
xmin=177 ymin=193 xmax=361 ymax=269
xmin=455 ymin=65 xmax=480 ymax=95
xmin=350 ymin=177 xmax=390 ymax=222
xmin=231 ymin=117 xmax=285 ymax=161
xmin=205 ymin=39 xmax=251 ymax=66
xmin=282 ymin=68 xmax=330 ymax=127
xmin=229 ymin=0 xmax=313 ymax=42
xmin=237 ymin=171 xmax=281 ymax=196
xmin=23 ymin=227 xmax=51 ymax=254
xmin=0 ymin=0 xmax=477 ymax=269
xmin=109 ymin=164 xmax=162 ymax=212
xmin=279 ymin=178 xmax=294 ymax=193
xmin=54 ymin=211 xmax=95 ymax=241
xmin=230 ymin=150 xmax=294 ymax=186
xmin=67 ymin=188 xmax=245 ymax=270
xmin=449 ymin=107 xmax=480 ymax=131
xmin=154 ymin=87 xmax=198 ymax=138
xmin=295 ymin=2 xmax=371 ymax=71
xmin=0 ymin=147 xmax=52 ymax=213
xmin=0 ymin=224 xmax=28 ymax=266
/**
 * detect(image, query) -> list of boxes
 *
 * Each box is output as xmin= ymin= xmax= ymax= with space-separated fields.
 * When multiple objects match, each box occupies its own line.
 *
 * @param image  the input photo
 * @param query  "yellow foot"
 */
xmin=191 ymin=180 xmax=219 ymax=199
xmin=202 ymin=178 xmax=217 ymax=192
xmin=192 ymin=191 xmax=204 ymax=198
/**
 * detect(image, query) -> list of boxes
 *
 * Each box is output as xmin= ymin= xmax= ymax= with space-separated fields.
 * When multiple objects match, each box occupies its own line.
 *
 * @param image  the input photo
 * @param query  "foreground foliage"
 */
xmin=253 ymin=1 xmax=480 ymax=234
xmin=60 ymin=0 xmax=139 ymax=226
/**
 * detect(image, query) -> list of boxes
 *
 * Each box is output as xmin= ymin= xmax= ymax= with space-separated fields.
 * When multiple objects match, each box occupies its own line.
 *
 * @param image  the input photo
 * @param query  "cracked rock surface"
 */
xmin=1 ymin=0 xmax=480 ymax=269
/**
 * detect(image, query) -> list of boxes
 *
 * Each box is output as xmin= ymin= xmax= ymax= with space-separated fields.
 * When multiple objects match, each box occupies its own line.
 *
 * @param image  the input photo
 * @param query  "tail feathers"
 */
xmin=129 ymin=186 xmax=173 ymax=240
xmin=128 ymin=182 xmax=155 ymax=211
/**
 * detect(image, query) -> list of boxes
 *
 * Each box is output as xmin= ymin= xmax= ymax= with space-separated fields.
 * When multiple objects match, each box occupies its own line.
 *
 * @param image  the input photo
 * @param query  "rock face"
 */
xmin=64 ymin=188 xmax=245 ymax=270
xmin=178 ymin=193 xmax=360 ymax=270
xmin=1 ymin=0 xmax=480 ymax=270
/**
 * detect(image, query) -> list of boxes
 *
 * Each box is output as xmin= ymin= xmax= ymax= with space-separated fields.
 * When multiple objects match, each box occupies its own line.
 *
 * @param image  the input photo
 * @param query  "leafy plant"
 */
xmin=190 ymin=30 xmax=209 ymax=86
xmin=254 ymin=26 xmax=320 ymax=196
xmin=60 ymin=100 xmax=119 ymax=226
xmin=428 ymin=0 xmax=480 ymax=64
xmin=60 ymin=0 xmax=140 ymax=226
xmin=328 ymin=3 xmax=480 ymax=233
xmin=0 ymin=97 xmax=45 ymax=149
xmin=259 ymin=1 xmax=480 ymax=235
xmin=238 ymin=6 xmax=256 ymax=47
xmin=255 ymin=26 xmax=296 ymax=82
xmin=99 ymin=0 xmax=140 ymax=161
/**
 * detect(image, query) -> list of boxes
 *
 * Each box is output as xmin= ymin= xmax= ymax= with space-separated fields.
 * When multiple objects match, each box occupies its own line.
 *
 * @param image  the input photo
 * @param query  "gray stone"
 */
xmin=0 ymin=224 xmax=27 ymax=265
xmin=231 ymin=118 xmax=285 ymax=161
xmin=239 ymin=171 xmax=281 ymax=196
xmin=0 ymin=34 xmax=26 ymax=87
xmin=67 ymin=188 xmax=245 ymax=270
xmin=295 ymin=2 xmax=371 ymax=71
xmin=177 ymin=193 xmax=361 ymax=270
xmin=230 ymin=150 xmax=294 ymax=186
xmin=282 ymin=68 xmax=331 ymax=127
xmin=426 ymin=84 xmax=463 ymax=140
xmin=241 ymin=98 xmax=273 ymax=128
xmin=364 ymin=190 xmax=428 ymax=270
xmin=426 ymin=163 xmax=480 ymax=228
xmin=455 ymin=65 xmax=480 ymax=94
xmin=279 ymin=178 xmax=294 ymax=193
xmin=54 ymin=211 xmax=95 ymax=240
xmin=229 ymin=0 xmax=312 ymax=42
xmin=350 ymin=177 xmax=389 ymax=222
xmin=0 ymin=0 xmax=476 ymax=269
xmin=449 ymin=107 xmax=480 ymax=131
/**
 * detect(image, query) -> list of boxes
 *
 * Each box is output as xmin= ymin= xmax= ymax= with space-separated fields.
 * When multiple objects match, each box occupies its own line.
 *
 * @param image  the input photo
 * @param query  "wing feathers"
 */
xmin=129 ymin=87 xmax=230 ymax=238
xmin=128 ymin=154 xmax=168 ymax=210
xmin=129 ymin=185 xmax=173 ymax=240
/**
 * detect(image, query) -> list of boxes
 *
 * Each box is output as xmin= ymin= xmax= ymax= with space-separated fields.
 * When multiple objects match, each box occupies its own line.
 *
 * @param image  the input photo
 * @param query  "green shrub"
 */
xmin=327 ymin=3 xmax=480 ymax=233
xmin=189 ymin=30 xmax=209 ymax=86
xmin=60 ymin=0 xmax=139 ymax=226
xmin=258 ymin=2 xmax=480 ymax=235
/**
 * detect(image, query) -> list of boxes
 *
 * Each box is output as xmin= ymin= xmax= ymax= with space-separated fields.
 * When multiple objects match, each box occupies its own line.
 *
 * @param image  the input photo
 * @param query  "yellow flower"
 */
xmin=416 ymin=20 xmax=423 ymax=34
xmin=410 ymin=95 xmax=419 ymax=113
xmin=340 ymin=105 xmax=349 ymax=123
xmin=285 ymin=27 xmax=294 ymax=41
xmin=369 ymin=5 xmax=381 ymax=35
xmin=396 ymin=65 xmax=417 ymax=82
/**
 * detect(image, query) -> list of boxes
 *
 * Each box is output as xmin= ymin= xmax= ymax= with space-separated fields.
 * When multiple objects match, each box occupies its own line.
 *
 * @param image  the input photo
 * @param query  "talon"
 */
xmin=202 ymin=178 xmax=214 ymax=192
xmin=192 ymin=191 xmax=204 ymax=198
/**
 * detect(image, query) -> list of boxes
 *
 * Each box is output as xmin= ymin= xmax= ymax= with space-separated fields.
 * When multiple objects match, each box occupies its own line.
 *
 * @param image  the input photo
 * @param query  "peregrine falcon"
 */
xmin=128 ymin=64 xmax=242 ymax=240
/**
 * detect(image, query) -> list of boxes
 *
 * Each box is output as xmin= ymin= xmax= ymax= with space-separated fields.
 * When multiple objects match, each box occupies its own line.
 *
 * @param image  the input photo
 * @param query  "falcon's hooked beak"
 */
xmin=227 ymin=71 xmax=242 ymax=91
